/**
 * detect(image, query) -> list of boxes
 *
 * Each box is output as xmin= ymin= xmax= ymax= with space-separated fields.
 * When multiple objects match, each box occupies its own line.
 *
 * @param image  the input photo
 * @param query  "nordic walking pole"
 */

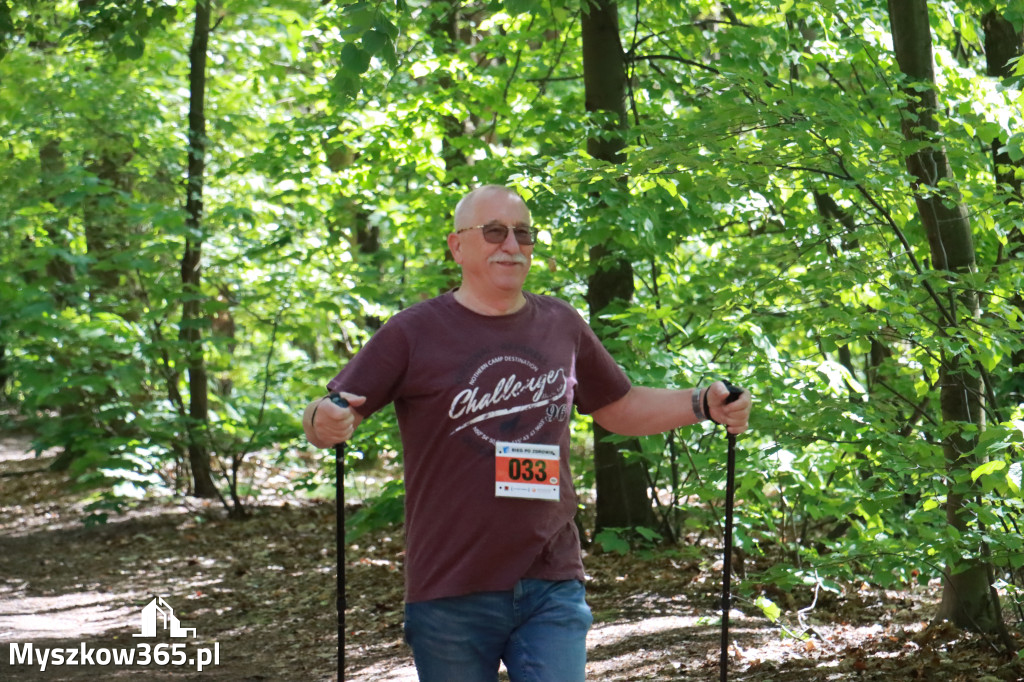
xmin=328 ymin=393 xmax=349 ymax=680
xmin=719 ymin=382 xmax=744 ymax=682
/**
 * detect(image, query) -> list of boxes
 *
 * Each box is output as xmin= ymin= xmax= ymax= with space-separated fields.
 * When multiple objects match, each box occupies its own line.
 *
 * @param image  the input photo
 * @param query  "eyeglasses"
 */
xmin=456 ymin=221 xmax=535 ymax=245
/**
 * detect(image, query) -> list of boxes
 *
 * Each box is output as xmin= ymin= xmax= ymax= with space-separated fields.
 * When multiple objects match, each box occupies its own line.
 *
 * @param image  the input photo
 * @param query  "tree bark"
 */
xmin=982 ymin=9 xmax=1024 ymax=409
xmin=36 ymin=137 xmax=87 ymax=470
xmin=181 ymin=0 xmax=217 ymax=498
xmin=430 ymin=1 xmax=468 ymax=174
xmin=887 ymin=0 xmax=1008 ymax=640
xmin=981 ymin=8 xmax=1022 ymax=226
xmin=581 ymin=0 xmax=655 ymax=533
xmin=38 ymin=139 xmax=76 ymax=304
xmin=83 ymin=148 xmax=133 ymax=294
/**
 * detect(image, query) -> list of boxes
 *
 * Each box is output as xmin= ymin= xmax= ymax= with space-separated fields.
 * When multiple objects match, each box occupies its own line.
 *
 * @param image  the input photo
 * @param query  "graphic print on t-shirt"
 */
xmin=447 ymin=352 xmax=570 ymax=445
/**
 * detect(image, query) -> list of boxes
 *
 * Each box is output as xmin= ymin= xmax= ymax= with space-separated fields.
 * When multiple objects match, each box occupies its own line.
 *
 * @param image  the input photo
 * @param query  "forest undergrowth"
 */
xmin=345 ymin=509 xmax=1023 ymax=682
xmin=1 ymin=433 xmax=1022 ymax=681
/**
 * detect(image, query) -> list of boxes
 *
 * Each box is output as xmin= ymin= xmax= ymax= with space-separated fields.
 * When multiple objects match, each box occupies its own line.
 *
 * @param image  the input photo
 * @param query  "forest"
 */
xmin=1 ymin=0 xmax=1023 ymax=679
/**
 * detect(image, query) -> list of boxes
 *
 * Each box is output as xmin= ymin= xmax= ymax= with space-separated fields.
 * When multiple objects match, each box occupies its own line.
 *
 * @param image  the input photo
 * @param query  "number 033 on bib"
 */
xmin=494 ymin=442 xmax=560 ymax=501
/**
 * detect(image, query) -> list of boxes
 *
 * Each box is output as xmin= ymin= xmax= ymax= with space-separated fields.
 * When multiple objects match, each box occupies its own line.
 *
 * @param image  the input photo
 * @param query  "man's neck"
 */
xmin=453 ymin=287 xmax=527 ymax=316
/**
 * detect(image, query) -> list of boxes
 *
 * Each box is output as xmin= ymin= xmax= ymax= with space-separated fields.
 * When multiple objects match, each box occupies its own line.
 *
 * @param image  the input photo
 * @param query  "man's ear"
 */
xmin=447 ymin=232 xmax=464 ymax=264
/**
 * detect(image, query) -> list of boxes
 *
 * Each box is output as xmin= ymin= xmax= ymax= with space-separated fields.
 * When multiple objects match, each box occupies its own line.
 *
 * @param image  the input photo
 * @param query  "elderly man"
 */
xmin=304 ymin=185 xmax=751 ymax=682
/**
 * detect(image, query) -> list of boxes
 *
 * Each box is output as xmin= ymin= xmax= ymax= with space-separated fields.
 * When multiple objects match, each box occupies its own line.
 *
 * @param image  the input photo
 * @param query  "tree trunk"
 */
xmin=430 ymin=1 xmax=468 ymax=174
xmin=887 ymin=0 xmax=1007 ymax=640
xmin=428 ymin=0 xmax=469 ymax=295
xmin=37 ymin=137 xmax=93 ymax=471
xmin=36 ymin=138 xmax=84 ymax=470
xmin=83 ymin=149 xmax=133 ymax=294
xmin=581 ymin=0 xmax=655 ymax=533
xmin=182 ymin=0 xmax=217 ymax=498
xmin=982 ymin=9 xmax=1024 ymax=409
xmin=982 ymin=9 xmax=1023 ymax=209
xmin=38 ymin=139 xmax=76 ymax=305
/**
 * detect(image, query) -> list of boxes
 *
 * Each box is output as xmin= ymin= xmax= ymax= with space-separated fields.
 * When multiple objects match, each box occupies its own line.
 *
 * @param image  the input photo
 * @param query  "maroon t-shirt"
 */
xmin=328 ymin=291 xmax=632 ymax=603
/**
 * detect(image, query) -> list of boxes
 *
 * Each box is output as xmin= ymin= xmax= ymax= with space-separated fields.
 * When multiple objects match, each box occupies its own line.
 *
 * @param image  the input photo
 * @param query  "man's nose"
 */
xmin=500 ymin=227 xmax=521 ymax=250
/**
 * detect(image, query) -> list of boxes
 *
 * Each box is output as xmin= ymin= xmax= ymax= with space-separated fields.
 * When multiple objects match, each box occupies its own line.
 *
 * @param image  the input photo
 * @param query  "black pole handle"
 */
xmin=328 ymin=393 xmax=349 ymax=679
xmin=720 ymin=381 xmax=743 ymax=682
xmin=328 ymin=392 xmax=350 ymax=416
xmin=723 ymin=380 xmax=744 ymax=405
xmin=706 ymin=381 xmax=744 ymax=426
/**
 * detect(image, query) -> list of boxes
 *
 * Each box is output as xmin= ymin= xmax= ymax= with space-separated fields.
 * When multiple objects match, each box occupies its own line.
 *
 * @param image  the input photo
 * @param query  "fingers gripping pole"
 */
xmin=329 ymin=393 xmax=349 ymax=678
xmin=720 ymin=382 xmax=743 ymax=682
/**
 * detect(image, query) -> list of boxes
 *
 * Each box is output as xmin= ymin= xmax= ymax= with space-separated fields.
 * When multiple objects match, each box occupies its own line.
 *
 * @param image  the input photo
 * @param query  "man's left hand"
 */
xmin=706 ymin=381 xmax=752 ymax=435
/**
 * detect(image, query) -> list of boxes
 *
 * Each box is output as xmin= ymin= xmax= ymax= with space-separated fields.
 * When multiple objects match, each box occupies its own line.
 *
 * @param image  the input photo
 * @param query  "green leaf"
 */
xmin=1003 ymin=132 xmax=1024 ymax=163
xmin=594 ymin=529 xmax=631 ymax=555
xmin=971 ymin=460 xmax=1006 ymax=482
xmin=340 ymin=43 xmax=371 ymax=75
xmin=503 ymin=0 xmax=534 ymax=15
xmin=330 ymin=69 xmax=361 ymax=100
xmin=362 ymin=29 xmax=389 ymax=56
xmin=755 ymin=596 xmax=782 ymax=623
xmin=373 ymin=14 xmax=399 ymax=40
xmin=1007 ymin=462 xmax=1022 ymax=495
xmin=635 ymin=526 xmax=662 ymax=542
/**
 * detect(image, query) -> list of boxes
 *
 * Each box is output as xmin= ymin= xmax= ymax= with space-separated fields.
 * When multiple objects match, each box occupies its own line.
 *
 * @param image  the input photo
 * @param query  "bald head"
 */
xmin=453 ymin=185 xmax=531 ymax=231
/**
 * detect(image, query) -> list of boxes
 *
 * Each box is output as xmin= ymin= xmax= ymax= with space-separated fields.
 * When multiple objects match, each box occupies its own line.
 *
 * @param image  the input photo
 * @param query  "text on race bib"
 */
xmin=494 ymin=442 xmax=560 ymax=501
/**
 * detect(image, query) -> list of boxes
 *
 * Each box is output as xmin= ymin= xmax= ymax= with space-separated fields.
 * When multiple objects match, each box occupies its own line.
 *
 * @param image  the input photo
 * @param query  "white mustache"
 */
xmin=488 ymin=253 xmax=529 ymax=265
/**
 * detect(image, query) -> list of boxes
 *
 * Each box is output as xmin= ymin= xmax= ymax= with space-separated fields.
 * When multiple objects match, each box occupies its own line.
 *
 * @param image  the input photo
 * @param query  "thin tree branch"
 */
xmin=625 ymin=53 xmax=721 ymax=75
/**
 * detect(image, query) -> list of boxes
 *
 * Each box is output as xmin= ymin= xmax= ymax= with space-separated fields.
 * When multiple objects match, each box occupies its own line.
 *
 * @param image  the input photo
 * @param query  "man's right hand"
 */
xmin=303 ymin=392 xmax=366 ymax=449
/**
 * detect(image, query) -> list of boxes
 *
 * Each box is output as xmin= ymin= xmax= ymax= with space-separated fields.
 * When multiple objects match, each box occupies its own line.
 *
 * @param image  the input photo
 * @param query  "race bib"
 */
xmin=495 ymin=442 xmax=560 ymax=501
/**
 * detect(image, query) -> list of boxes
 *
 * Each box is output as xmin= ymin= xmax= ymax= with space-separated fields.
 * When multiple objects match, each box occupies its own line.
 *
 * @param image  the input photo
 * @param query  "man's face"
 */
xmin=449 ymin=190 xmax=533 ymax=296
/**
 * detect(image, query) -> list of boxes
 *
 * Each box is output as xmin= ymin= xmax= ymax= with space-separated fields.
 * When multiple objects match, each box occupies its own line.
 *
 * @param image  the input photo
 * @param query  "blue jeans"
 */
xmin=404 ymin=579 xmax=593 ymax=682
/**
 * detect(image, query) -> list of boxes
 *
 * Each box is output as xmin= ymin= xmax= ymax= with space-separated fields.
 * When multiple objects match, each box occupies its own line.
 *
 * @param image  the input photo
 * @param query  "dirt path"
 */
xmin=341 ymin=492 xmax=1022 ymax=680
xmin=1 ymin=434 xmax=1020 ymax=680
xmin=0 ymin=435 xmax=337 ymax=680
